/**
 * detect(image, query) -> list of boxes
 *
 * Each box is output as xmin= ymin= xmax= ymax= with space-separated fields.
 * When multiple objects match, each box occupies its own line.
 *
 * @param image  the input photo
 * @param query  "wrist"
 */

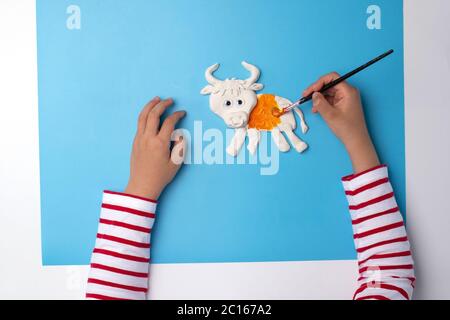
xmin=125 ymin=181 xmax=163 ymax=201
xmin=344 ymin=135 xmax=380 ymax=174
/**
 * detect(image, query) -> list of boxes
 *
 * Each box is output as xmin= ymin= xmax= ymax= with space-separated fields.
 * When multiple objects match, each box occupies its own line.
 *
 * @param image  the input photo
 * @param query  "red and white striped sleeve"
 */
xmin=85 ymin=190 xmax=156 ymax=300
xmin=342 ymin=165 xmax=415 ymax=300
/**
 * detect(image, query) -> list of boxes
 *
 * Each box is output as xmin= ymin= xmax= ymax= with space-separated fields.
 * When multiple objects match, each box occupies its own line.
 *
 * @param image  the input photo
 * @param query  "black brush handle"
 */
xmin=288 ymin=49 xmax=394 ymax=109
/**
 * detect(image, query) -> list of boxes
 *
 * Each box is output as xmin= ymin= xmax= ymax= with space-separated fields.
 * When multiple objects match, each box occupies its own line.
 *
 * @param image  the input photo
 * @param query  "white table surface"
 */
xmin=0 ymin=0 xmax=449 ymax=299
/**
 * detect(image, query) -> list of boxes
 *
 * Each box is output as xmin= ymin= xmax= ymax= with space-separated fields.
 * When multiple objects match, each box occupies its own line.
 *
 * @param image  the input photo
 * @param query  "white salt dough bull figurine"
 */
xmin=200 ymin=61 xmax=308 ymax=157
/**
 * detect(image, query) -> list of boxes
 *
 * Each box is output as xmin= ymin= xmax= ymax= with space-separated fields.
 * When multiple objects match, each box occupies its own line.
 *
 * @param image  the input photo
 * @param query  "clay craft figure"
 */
xmin=200 ymin=61 xmax=309 ymax=156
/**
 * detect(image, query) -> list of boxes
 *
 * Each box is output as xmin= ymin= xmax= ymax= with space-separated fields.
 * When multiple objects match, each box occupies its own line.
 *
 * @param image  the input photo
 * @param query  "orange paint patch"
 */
xmin=248 ymin=94 xmax=281 ymax=130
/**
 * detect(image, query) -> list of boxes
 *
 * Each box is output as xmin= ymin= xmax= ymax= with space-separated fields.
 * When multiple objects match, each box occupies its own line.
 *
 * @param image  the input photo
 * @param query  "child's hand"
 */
xmin=303 ymin=72 xmax=380 ymax=174
xmin=125 ymin=97 xmax=186 ymax=200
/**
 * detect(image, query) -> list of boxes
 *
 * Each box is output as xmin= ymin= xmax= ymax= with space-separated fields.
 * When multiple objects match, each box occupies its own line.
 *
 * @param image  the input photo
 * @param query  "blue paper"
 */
xmin=37 ymin=0 xmax=405 ymax=265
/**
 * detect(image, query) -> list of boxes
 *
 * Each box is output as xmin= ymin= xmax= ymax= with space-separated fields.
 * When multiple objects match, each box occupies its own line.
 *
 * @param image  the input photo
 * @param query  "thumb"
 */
xmin=312 ymin=92 xmax=333 ymax=119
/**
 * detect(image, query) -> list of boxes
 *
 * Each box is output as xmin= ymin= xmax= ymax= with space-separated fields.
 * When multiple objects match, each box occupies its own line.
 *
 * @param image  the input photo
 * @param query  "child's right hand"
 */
xmin=303 ymin=72 xmax=380 ymax=174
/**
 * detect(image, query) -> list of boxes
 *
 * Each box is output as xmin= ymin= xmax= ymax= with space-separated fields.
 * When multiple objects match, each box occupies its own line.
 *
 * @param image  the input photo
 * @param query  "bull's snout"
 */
xmin=225 ymin=111 xmax=248 ymax=128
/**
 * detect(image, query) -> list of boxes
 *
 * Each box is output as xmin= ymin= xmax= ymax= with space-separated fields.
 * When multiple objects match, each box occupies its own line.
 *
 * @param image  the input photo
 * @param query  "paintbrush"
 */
xmin=272 ymin=49 xmax=395 ymax=117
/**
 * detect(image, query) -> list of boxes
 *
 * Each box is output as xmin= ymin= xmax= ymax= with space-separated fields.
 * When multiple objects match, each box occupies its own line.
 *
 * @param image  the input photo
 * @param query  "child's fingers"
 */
xmin=303 ymin=73 xmax=340 ymax=96
xmin=303 ymin=84 xmax=317 ymax=97
xmin=303 ymin=72 xmax=350 ymax=97
xmin=323 ymin=86 xmax=338 ymax=97
xmin=312 ymin=92 xmax=334 ymax=120
xmin=145 ymin=98 xmax=174 ymax=136
xmin=169 ymin=134 xmax=186 ymax=168
xmin=159 ymin=111 xmax=186 ymax=141
xmin=137 ymin=97 xmax=160 ymax=134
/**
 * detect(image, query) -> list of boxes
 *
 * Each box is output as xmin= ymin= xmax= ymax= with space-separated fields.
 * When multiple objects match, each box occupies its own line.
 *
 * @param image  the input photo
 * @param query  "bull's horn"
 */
xmin=205 ymin=63 xmax=221 ymax=85
xmin=241 ymin=61 xmax=260 ymax=85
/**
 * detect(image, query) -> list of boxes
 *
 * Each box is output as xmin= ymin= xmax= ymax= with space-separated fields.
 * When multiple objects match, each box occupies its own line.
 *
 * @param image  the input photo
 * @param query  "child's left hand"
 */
xmin=125 ymin=97 xmax=186 ymax=200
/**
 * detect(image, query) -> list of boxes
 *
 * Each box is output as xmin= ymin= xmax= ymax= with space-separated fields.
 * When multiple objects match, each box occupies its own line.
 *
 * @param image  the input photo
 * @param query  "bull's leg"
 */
xmin=283 ymin=127 xmax=308 ymax=153
xmin=294 ymin=107 xmax=309 ymax=134
xmin=247 ymin=128 xmax=260 ymax=155
xmin=271 ymin=127 xmax=290 ymax=152
xmin=226 ymin=127 xmax=247 ymax=157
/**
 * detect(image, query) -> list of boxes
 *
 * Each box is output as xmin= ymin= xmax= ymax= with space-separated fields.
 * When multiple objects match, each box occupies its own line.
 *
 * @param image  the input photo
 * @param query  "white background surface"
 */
xmin=0 ymin=0 xmax=449 ymax=299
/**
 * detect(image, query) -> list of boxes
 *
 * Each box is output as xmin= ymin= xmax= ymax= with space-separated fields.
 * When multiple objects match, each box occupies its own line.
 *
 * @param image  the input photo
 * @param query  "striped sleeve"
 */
xmin=342 ymin=165 xmax=415 ymax=300
xmin=85 ymin=190 xmax=157 ymax=300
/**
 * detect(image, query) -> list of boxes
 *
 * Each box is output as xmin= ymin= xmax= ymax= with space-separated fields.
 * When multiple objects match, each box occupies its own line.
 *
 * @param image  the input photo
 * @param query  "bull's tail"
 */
xmin=293 ymin=107 xmax=309 ymax=134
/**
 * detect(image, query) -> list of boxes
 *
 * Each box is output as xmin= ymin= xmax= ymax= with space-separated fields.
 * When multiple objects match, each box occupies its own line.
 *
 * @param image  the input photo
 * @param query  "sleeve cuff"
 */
xmin=102 ymin=190 xmax=158 ymax=218
xmin=103 ymin=190 xmax=158 ymax=203
xmin=341 ymin=165 xmax=388 ymax=191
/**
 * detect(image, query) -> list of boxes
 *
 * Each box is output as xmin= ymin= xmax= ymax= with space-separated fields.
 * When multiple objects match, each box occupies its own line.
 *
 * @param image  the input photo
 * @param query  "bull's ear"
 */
xmin=200 ymin=85 xmax=215 ymax=95
xmin=249 ymin=83 xmax=264 ymax=91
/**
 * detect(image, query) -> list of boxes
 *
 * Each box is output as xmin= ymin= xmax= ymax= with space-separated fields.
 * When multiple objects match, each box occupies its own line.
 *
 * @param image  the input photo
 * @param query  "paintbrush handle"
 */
xmin=282 ymin=49 xmax=394 ymax=113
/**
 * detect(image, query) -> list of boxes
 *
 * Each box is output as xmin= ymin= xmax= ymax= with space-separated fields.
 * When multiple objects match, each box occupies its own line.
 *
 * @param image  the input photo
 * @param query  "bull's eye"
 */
xmin=237 ymin=99 xmax=243 ymax=105
xmin=224 ymin=100 xmax=232 ymax=107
